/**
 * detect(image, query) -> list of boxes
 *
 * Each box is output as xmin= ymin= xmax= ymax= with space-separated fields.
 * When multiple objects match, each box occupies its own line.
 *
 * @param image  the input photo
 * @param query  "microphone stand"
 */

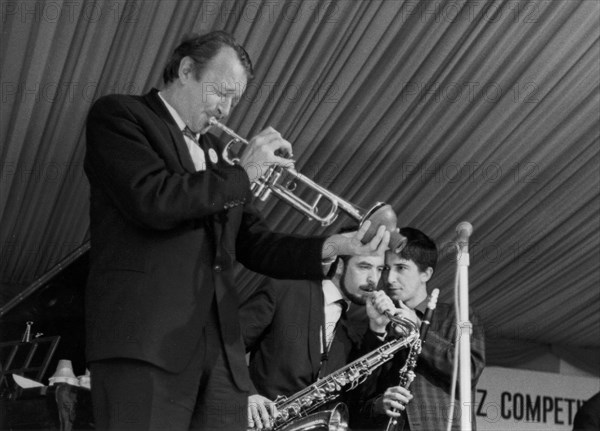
xmin=454 ymin=222 xmax=473 ymax=431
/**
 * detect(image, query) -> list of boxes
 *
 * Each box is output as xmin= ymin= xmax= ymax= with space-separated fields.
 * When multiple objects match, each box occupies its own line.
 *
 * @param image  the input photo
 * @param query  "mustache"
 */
xmin=359 ymin=282 xmax=377 ymax=292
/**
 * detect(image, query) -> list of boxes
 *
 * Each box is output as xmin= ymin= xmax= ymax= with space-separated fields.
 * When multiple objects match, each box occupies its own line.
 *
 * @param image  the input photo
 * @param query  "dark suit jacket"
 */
xmin=239 ymin=279 xmax=368 ymax=400
xmin=84 ymin=89 xmax=326 ymax=390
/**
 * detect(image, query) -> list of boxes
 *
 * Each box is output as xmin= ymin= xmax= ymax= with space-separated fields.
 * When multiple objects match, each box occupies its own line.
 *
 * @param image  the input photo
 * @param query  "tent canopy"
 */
xmin=1 ymin=0 xmax=598 ymax=373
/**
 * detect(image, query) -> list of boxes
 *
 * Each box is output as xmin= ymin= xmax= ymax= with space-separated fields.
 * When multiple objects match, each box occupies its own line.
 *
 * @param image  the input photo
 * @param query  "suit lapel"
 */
xmin=144 ymin=89 xmax=225 ymax=266
xmin=143 ymin=89 xmax=197 ymax=173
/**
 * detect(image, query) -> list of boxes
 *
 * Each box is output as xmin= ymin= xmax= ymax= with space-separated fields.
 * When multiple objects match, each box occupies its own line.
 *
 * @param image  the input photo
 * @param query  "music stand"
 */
xmin=0 ymin=336 xmax=60 ymax=398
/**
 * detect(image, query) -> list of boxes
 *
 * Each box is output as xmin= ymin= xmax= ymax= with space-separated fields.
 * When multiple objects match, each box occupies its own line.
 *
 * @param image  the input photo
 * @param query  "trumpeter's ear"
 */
xmin=178 ymin=56 xmax=196 ymax=82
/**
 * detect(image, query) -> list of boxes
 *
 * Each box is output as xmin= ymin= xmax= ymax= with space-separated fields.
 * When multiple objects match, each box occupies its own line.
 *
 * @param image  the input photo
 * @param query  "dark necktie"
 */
xmin=321 ymin=300 xmax=347 ymax=358
xmin=337 ymin=299 xmax=348 ymax=320
xmin=183 ymin=126 xmax=200 ymax=145
xmin=318 ymin=299 xmax=349 ymax=378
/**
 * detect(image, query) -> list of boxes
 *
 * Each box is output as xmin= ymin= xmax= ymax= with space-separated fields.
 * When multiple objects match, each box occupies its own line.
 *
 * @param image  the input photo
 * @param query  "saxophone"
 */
xmin=251 ymin=317 xmax=419 ymax=431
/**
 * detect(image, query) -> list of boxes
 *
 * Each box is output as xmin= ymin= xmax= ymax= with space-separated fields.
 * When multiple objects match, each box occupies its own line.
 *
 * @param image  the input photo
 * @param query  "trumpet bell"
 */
xmin=361 ymin=203 xmax=407 ymax=253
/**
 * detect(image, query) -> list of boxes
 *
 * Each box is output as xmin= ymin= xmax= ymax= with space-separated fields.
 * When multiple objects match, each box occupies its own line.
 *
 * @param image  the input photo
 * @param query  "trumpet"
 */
xmin=209 ymin=117 xmax=407 ymax=251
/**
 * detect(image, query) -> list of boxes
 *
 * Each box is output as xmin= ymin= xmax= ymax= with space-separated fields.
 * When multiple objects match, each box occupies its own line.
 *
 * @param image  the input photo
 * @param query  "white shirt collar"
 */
xmin=322 ymin=279 xmax=348 ymax=308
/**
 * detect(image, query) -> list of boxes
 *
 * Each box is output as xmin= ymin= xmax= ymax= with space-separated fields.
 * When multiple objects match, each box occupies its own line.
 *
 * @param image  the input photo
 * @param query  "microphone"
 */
xmin=368 ymin=293 xmax=417 ymax=336
xmin=454 ymin=222 xmax=473 ymax=254
xmin=381 ymin=298 xmax=403 ymax=323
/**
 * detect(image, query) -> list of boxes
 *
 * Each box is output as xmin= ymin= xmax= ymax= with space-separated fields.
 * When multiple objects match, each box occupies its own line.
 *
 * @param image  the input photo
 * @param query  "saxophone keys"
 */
xmin=335 ymin=375 xmax=349 ymax=386
xmin=347 ymin=369 xmax=360 ymax=381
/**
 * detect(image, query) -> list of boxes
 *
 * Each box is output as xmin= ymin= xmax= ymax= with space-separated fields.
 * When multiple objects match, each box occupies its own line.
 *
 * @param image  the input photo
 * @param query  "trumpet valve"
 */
xmin=257 ymin=166 xmax=282 ymax=201
xmin=258 ymin=187 xmax=272 ymax=201
xmin=252 ymin=181 xmax=269 ymax=200
xmin=270 ymin=167 xmax=283 ymax=185
xmin=250 ymin=180 xmax=261 ymax=194
xmin=250 ymin=166 xmax=273 ymax=199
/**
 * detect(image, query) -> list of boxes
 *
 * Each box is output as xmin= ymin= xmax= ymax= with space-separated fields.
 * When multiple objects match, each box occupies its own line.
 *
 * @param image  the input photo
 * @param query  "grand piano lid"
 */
xmin=0 ymin=241 xmax=90 ymax=317
xmin=0 ymin=241 xmax=90 ymax=382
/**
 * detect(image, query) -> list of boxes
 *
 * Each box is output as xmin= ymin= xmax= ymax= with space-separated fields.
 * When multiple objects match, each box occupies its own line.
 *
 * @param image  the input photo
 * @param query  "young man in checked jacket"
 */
xmin=349 ymin=227 xmax=486 ymax=431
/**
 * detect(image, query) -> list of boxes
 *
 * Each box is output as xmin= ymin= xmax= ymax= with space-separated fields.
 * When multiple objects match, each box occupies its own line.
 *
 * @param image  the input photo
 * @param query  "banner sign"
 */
xmin=475 ymin=366 xmax=600 ymax=430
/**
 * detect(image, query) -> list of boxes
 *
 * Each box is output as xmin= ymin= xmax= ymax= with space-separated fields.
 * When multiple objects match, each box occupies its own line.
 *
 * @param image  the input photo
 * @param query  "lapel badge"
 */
xmin=208 ymin=148 xmax=219 ymax=164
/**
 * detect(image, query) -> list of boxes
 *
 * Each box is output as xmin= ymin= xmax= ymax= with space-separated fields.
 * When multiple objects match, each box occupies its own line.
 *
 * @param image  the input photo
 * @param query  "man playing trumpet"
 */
xmin=84 ymin=30 xmax=393 ymax=431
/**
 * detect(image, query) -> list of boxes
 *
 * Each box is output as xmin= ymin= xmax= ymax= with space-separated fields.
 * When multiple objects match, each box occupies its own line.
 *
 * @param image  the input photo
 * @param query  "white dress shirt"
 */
xmin=321 ymin=280 xmax=349 ymax=353
xmin=158 ymin=92 xmax=206 ymax=171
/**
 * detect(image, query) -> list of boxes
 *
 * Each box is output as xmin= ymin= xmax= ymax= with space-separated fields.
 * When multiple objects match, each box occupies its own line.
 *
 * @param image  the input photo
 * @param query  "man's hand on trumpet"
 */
xmin=247 ymin=393 xmax=278 ymax=430
xmin=239 ymin=127 xmax=294 ymax=181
